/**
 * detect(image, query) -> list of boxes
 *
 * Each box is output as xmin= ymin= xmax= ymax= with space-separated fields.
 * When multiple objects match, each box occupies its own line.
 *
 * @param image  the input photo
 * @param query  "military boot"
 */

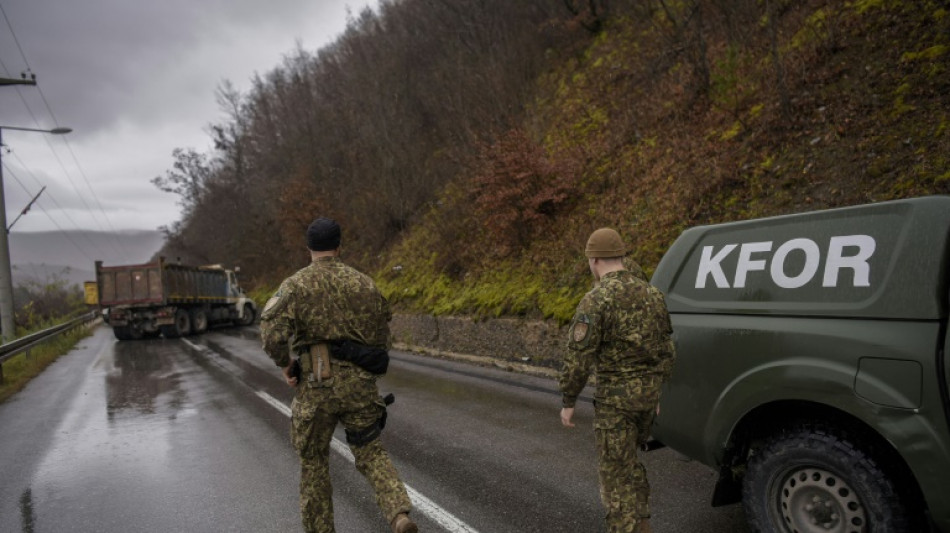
xmin=391 ymin=513 xmax=418 ymax=533
xmin=635 ymin=518 xmax=653 ymax=533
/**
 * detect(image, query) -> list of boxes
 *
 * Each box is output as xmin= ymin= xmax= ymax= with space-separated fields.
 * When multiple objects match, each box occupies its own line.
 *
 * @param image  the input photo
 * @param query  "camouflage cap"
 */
xmin=585 ymin=227 xmax=626 ymax=258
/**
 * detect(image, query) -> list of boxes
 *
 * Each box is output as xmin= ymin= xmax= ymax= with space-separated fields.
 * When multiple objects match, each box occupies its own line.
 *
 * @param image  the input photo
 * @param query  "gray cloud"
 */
xmin=0 ymin=0 xmax=372 ymax=235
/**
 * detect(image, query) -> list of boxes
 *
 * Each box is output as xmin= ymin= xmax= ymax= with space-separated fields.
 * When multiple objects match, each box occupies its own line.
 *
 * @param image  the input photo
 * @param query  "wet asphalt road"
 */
xmin=0 ymin=325 xmax=749 ymax=533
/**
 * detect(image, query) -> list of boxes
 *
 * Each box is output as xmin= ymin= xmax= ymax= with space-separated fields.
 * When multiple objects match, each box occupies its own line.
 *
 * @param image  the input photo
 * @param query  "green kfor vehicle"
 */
xmin=650 ymin=195 xmax=950 ymax=532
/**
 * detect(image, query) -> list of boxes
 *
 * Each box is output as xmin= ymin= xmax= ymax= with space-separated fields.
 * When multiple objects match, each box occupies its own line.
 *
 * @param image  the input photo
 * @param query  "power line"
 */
xmin=55 ymin=133 xmax=131 ymax=250
xmin=0 ymin=6 xmax=134 ymax=259
xmin=3 ymin=152 xmax=111 ymax=258
xmin=0 ymin=2 xmax=32 ymax=72
xmin=2 ymin=118 xmax=130 ymax=262
xmin=1 ymin=161 xmax=98 ymax=264
xmin=33 ymin=200 xmax=98 ymax=264
xmin=0 ymin=63 xmax=122 ymax=252
xmin=3 ymin=157 xmax=108 ymax=257
xmin=0 ymin=58 xmax=41 ymax=127
xmin=10 ymin=120 xmax=124 ymax=256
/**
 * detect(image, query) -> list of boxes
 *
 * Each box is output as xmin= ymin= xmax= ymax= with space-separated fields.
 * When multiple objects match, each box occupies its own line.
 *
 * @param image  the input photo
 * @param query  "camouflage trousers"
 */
xmin=291 ymin=361 xmax=411 ymax=533
xmin=594 ymin=378 xmax=661 ymax=533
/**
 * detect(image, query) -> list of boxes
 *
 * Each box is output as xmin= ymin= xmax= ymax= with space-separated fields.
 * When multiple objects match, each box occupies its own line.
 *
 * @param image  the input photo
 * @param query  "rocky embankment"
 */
xmin=390 ymin=314 xmax=568 ymax=378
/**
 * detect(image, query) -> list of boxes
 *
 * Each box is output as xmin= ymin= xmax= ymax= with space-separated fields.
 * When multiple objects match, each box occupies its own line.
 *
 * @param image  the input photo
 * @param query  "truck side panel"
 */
xmin=163 ymin=265 xmax=230 ymax=304
xmin=652 ymin=196 xmax=950 ymax=320
xmin=655 ymin=315 xmax=944 ymax=459
xmin=649 ymin=197 xmax=950 ymax=531
xmin=653 ymin=313 xmax=950 ymax=529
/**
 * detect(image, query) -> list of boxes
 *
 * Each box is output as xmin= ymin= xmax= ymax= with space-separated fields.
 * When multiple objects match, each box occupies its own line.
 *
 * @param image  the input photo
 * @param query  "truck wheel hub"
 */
xmin=779 ymin=468 xmax=865 ymax=533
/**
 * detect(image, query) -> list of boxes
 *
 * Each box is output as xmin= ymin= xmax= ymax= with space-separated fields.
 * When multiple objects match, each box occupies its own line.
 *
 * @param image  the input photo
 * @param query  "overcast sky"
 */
xmin=0 ymin=0 xmax=375 ymax=238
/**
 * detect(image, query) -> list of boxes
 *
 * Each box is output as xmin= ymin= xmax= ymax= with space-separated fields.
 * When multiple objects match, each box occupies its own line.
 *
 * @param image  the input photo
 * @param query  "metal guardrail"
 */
xmin=0 ymin=311 xmax=100 ymax=383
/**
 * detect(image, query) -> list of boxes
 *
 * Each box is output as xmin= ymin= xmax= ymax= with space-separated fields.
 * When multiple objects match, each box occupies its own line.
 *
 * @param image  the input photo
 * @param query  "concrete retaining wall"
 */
xmin=390 ymin=314 xmax=568 ymax=374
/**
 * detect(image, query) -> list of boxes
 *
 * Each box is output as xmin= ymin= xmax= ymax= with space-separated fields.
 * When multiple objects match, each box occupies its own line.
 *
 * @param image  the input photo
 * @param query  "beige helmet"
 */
xmin=585 ymin=228 xmax=626 ymax=258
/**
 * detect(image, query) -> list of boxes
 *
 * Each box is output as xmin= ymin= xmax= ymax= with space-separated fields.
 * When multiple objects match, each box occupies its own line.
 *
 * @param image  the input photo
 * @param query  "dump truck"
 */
xmin=650 ymin=195 xmax=950 ymax=532
xmin=95 ymin=258 xmax=257 ymax=340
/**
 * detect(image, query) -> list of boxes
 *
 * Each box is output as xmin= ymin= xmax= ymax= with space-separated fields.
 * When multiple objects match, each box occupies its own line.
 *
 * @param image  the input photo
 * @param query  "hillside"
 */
xmin=154 ymin=1 xmax=950 ymax=323
xmin=9 ymin=230 xmax=165 ymax=288
xmin=376 ymin=0 xmax=950 ymax=323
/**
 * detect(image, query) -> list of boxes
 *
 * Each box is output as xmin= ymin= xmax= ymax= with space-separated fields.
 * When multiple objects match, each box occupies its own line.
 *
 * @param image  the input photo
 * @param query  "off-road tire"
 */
xmin=743 ymin=424 xmax=914 ymax=533
xmin=160 ymin=309 xmax=191 ymax=338
xmin=190 ymin=309 xmax=208 ymax=334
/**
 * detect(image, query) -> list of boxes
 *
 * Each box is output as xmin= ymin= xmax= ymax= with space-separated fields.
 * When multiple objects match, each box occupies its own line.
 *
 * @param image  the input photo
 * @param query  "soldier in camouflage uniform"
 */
xmin=559 ymin=228 xmax=676 ymax=533
xmin=260 ymin=218 xmax=418 ymax=533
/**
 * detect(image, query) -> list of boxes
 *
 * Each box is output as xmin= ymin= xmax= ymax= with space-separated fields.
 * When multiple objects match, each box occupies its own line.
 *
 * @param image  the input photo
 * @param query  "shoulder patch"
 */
xmin=261 ymin=288 xmax=287 ymax=319
xmin=263 ymin=296 xmax=280 ymax=314
xmin=571 ymin=313 xmax=591 ymax=343
xmin=572 ymin=322 xmax=589 ymax=342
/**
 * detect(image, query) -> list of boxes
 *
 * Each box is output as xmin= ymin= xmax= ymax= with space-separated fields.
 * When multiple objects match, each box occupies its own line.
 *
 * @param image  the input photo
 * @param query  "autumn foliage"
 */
xmin=153 ymin=0 xmax=579 ymax=281
xmin=153 ymin=0 xmax=950 ymax=322
xmin=470 ymin=129 xmax=580 ymax=256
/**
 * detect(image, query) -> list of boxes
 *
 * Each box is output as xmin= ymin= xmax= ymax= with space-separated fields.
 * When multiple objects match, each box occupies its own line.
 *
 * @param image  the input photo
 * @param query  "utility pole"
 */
xmin=0 ymin=126 xmax=72 ymax=342
xmin=7 ymin=185 xmax=45 ymax=232
xmin=0 ymin=72 xmax=48 ymax=342
xmin=0 ymin=127 xmax=15 ymax=342
xmin=0 ymin=75 xmax=36 ymax=87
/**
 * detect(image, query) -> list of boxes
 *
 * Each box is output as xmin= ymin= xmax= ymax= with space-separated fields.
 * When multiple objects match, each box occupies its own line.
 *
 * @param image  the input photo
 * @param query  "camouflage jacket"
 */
xmin=260 ymin=256 xmax=391 ymax=368
xmin=558 ymin=269 xmax=676 ymax=408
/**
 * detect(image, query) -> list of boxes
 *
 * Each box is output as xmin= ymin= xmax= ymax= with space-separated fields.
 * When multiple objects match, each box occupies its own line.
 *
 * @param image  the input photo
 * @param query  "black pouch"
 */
xmin=329 ymin=340 xmax=389 ymax=374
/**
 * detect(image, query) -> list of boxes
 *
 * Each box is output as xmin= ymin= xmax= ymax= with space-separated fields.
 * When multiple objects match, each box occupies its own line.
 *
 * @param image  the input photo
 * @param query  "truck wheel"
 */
xmin=743 ymin=424 xmax=914 ymax=533
xmin=190 ymin=309 xmax=208 ymax=334
xmin=237 ymin=303 xmax=255 ymax=326
xmin=113 ymin=325 xmax=144 ymax=340
xmin=128 ymin=325 xmax=144 ymax=340
xmin=160 ymin=309 xmax=191 ymax=338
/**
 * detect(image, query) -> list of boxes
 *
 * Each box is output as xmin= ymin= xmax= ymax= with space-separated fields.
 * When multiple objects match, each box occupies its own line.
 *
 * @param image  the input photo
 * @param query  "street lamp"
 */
xmin=0 ymin=125 xmax=72 ymax=342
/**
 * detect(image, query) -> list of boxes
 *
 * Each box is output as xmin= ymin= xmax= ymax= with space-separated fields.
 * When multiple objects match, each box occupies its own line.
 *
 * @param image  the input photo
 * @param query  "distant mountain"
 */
xmin=8 ymin=230 xmax=165 ymax=288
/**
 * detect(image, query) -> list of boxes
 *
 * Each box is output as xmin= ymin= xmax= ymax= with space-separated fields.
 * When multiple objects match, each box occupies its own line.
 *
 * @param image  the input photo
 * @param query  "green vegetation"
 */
xmin=247 ymin=285 xmax=276 ymax=312
xmin=155 ymin=1 xmax=950 ymax=325
xmin=0 ymin=272 xmax=96 ymax=402
xmin=377 ymin=0 xmax=950 ymax=323
xmin=0 ymin=327 xmax=92 ymax=403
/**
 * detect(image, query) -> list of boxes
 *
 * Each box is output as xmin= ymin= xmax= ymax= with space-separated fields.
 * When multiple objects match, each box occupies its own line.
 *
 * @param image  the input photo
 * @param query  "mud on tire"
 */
xmin=742 ymin=424 xmax=916 ymax=533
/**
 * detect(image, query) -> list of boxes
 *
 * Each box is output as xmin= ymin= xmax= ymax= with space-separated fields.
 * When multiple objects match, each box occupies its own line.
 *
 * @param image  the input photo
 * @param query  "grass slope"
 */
xmin=378 ymin=1 xmax=949 ymax=323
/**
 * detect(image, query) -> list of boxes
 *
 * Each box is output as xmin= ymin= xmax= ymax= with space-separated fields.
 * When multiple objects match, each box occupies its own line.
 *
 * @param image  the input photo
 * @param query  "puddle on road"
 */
xmin=23 ymin=339 xmax=199 ymax=529
xmin=106 ymin=340 xmax=185 ymax=420
xmin=9 ymin=331 xmax=300 ymax=533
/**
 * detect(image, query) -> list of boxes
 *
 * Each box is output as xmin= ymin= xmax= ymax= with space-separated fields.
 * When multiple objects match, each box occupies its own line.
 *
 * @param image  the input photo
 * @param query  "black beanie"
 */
xmin=306 ymin=217 xmax=341 ymax=251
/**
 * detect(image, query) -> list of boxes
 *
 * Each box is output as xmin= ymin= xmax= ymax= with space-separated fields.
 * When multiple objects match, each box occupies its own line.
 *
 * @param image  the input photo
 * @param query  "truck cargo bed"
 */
xmin=96 ymin=260 xmax=233 ymax=307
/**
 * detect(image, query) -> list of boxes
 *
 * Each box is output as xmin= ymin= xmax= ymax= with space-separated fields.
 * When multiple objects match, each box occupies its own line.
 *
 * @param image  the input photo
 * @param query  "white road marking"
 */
xmin=255 ymin=389 xmax=292 ymax=417
xmin=255 ymin=390 xmax=480 ymax=533
xmin=185 ymin=337 xmax=480 ymax=532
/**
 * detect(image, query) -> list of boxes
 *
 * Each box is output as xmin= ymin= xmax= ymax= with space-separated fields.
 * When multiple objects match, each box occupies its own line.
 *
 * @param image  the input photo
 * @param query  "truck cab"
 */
xmin=650 ymin=196 xmax=950 ymax=532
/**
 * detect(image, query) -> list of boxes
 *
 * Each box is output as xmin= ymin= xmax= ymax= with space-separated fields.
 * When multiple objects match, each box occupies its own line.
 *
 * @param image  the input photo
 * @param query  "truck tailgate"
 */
xmin=98 ymin=263 xmax=164 ymax=306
